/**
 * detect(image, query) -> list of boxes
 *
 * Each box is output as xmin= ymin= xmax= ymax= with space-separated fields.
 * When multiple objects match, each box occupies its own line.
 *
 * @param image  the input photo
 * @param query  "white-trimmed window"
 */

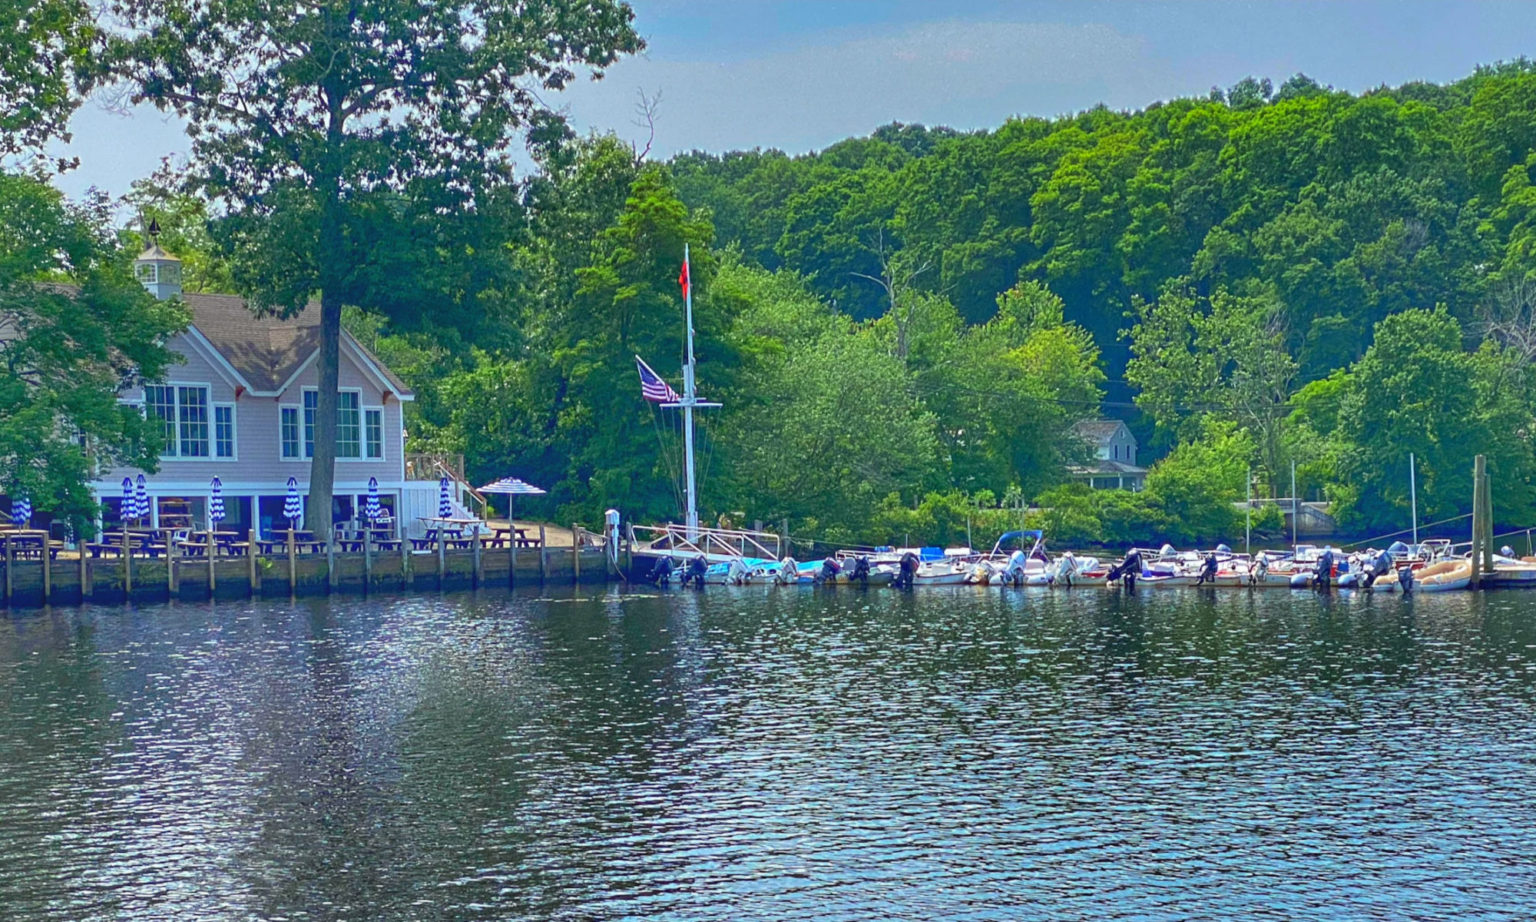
xmin=296 ymin=388 xmax=366 ymax=459
xmin=281 ymin=407 xmax=302 ymax=459
xmin=365 ymin=408 xmax=383 ymax=459
xmin=214 ymin=404 xmax=235 ymax=458
xmin=337 ymin=391 xmax=361 ymax=459
xmin=144 ymin=384 xmax=214 ymax=458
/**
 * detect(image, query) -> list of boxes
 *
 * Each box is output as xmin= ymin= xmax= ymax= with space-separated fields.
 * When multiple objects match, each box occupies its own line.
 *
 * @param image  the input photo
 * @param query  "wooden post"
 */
xmin=286 ymin=528 xmax=296 ymax=597
xmin=207 ymin=530 xmax=217 ymax=596
xmin=326 ymin=533 xmax=337 ymax=592
xmin=3 ymin=537 xmax=12 ymax=606
xmin=782 ymin=518 xmax=790 ymax=558
xmin=121 ymin=528 xmax=132 ymax=598
xmin=436 ymin=526 xmax=445 ymax=589
xmin=1482 ymin=463 xmax=1496 ymax=576
xmin=472 ymin=528 xmax=482 ymax=588
xmin=572 ymin=524 xmax=580 ymax=583
xmin=248 ymin=528 xmax=259 ymax=596
xmin=507 ymin=523 xmax=516 ymax=588
xmin=539 ymin=524 xmax=547 ymax=582
xmin=400 ymin=527 xmax=410 ymax=589
xmin=1471 ymin=454 xmax=1486 ymax=589
xmin=79 ymin=540 xmax=89 ymax=603
xmin=363 ymin=526 xmax=372 ymax=593
xmin=40 ymin=532 xmax=51 ymax=605
xmin=168 ymin=533 xmax=179 ymax=595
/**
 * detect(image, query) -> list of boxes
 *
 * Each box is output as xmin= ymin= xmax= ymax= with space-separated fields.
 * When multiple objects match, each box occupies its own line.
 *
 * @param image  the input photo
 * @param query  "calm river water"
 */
xmin=3 ymin=586 xmax=1536 ymax=921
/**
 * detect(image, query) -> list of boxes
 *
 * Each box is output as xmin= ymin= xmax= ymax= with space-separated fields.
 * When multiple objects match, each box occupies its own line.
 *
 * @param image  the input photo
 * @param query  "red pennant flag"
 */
xmin=678 ymin=257 xmax=690 ymax=300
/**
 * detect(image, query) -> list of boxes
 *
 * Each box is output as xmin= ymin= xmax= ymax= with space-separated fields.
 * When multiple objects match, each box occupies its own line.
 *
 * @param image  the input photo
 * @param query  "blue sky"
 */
xmin=53 ymin=0 xmax=1536 ymax=200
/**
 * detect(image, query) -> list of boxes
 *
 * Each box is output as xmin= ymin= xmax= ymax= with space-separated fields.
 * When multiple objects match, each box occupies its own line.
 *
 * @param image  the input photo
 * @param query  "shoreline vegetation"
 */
xmin=5 ymin=8 xmax=1536 ymax=552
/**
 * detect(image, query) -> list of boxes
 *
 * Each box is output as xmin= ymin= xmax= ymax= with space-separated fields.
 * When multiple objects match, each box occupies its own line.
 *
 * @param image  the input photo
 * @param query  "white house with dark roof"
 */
xmin=89 ymin=241 xmax=445 ymax=536
xmin=1067 ymin=419 xmax=1146 ymax=491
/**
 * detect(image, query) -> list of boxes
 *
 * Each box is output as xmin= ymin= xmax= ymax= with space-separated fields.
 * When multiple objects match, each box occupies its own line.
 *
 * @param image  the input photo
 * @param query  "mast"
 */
xmin=673 ymin=244 xmax=718 ymax=542
xmin=1409 ymin=452 xmax=1418 ymax=546
xmin=683 ymin=243 xmax=698 ymax=540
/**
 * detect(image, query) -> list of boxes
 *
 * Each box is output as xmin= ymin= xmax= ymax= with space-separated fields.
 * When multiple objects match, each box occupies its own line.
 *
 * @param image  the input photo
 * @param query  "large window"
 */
xmin=177 ymin=386 xmax=209 ymax=456
xmin=298 ymin=389 xmax=366 ymax=459
xmin=281 ymin=407 xmax=301 ymax=459
xmin=365 ymin=409 xmax=383 ymax=459
xmin=145 ymin=385 xmax=176 ymax=452
xmin=337 ymin=392 xmax=361 ymax=459
xmin=214 ymin=405 xmax=235 ymax=458
xmin=145 ymin=385 xmax=216 ymax=458
xmin=302 ymin=390 xmax=318 ymax=459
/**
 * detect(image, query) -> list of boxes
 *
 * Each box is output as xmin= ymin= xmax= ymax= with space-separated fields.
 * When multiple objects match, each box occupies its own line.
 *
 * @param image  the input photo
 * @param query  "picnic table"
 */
xmin=487 ymin=525 xmax=540 ymax=549
xmin=174 ymin=532 xmax=246 ymax=557
xmin=336 ymin=529 xmax=402 ymax=553
xmin=255 ymin=530 xmax=329 ymax=556
xmin=0 ymin=532 xmax=64 ymax=560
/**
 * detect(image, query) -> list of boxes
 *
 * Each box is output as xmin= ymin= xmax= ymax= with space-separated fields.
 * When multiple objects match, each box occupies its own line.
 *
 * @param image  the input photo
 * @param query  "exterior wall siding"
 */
xmin=95 ymin=334 xmax=408 ymax=498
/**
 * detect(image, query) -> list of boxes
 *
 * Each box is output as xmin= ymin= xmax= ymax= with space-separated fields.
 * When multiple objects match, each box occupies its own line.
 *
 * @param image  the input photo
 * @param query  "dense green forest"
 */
xmin=14 ymin=40 xmax=1536 ymax=545
xmin=360 ymin=64 xmax=1536 ymax=546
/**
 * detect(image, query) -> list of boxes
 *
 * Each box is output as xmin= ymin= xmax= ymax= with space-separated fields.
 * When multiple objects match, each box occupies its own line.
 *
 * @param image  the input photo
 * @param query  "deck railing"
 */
xmin=629 ymin=523 xmax=783 ymax=561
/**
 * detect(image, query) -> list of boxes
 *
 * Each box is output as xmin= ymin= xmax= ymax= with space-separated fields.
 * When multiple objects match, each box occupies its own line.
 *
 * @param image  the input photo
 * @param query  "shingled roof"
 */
xmin=182 ymin=293 xmax=412 ymax=397
xmin=1070 ymin=419 xmax=1129 ymax=445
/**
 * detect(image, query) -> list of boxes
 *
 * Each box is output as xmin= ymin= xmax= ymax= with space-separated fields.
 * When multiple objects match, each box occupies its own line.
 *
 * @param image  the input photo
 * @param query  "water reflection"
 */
xmin=3 ymin=587 xmax=1536 ymax=920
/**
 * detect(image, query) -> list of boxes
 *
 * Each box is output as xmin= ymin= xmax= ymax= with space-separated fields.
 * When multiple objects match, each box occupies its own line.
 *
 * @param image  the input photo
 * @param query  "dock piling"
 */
xmin=572 ymin=524 xmax=580 ymax=583
xmin=40 ymin=532 xmax=50 ymax=605
xmin=248 ymin=528 xmax=259 ymax=594
xmin=539 ymin=524 xmax=547 ymax=582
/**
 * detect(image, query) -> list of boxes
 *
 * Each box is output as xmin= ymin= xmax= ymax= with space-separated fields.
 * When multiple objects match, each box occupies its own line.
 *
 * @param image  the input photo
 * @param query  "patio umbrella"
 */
xmin=121 ymin=477 xmax=134 ymax=525
xmin=11 ymin=492 xmax=30 ymax=526
xmin=284 ymin=477 xmax=303 ymax=529
xmin=209 ymin=476 xmax=225 ymax=527
xmin=477 ymin=476 xmax=546 ymax=525
xmin=365 ymin=476 xmax=381 ymax=521
xmin=438 ymin=476 xmax=452 ymax=519
xmin=134 ymin=474 xmax=149 ymax=524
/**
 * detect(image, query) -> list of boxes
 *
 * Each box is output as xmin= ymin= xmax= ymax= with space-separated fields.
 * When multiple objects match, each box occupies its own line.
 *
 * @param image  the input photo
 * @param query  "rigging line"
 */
xmin=1337 ymin=513 xmax=1472 ymax=549
xmin=648 ymin=405 xmax=684 ymax=514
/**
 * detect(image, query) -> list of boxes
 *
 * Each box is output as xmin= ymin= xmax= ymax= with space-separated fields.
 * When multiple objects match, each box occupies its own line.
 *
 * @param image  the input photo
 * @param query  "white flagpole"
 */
xmin=1409 ymin=452 xmax=1418 ymax=547
xmin=682 ymin=243 xmax=698 ymax=542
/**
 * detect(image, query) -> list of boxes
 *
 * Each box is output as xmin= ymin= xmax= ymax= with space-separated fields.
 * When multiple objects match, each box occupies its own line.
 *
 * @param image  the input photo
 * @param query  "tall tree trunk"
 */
xmin=308 ymin=289 xmax=341 ymax=545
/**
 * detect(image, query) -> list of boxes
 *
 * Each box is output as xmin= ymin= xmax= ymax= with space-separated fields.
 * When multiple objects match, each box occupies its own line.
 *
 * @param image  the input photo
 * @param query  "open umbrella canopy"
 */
xmin=284 ymin=477 xmax=303 ymax=525
xmin=209 ymin=476 xmax=224 ymax=524
xmin=477 ymin=477 xmax=547 ymax=496
xmin=365 ymin=476 xmax=381 ymax=521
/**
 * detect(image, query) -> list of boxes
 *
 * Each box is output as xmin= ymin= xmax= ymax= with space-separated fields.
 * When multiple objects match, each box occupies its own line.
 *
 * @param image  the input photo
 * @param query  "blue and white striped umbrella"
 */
xmin=134 ymin=474 xmax=149 ymax=522
xmin=121 ymin=477 xmax=134 ymax=523
xmin=284 ymin=476 xmax=303 ymax=526
xmin=365 ymin=476 xmax=381 ymax=521
xmin=438 ymin=476 xmax=452 ymax=518
xmin=209 ymin=476 xmax=225 ymax=525
xmin=12 ymin=492 xmax=31 ymax=525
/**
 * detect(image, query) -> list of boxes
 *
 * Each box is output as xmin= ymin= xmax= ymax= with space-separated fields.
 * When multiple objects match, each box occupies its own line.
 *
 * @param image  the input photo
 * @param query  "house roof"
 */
xmin=1070 ymin=418 xmax=1131 ymax=446
xmin=1069 ymin=460 xmax=1147 ymax=476
xmin=181 ymin=293 xmax=412 ymax=398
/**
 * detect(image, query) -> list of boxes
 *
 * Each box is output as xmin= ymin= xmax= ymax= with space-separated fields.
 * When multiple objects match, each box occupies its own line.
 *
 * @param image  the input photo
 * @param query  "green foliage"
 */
xmin=1142 ymin=421 xmax=1254 ymax=544
xmin=105 ymin=0 xmax=643 ymax=536
xmin=0 ymin=172 xmax=187 ymax=533
xmin=0 ymin=0 xmax=97 ymax=161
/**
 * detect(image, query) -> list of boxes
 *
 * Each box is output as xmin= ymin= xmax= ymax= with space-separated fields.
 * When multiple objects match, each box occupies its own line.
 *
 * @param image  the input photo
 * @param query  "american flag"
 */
xmin=636 ymin=355 xmax=681 ymax=403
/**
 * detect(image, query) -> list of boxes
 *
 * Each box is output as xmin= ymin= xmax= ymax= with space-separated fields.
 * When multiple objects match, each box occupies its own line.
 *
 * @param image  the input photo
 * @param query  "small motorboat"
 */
xmin=1413 ymin=558 xmax=1473 ymax=592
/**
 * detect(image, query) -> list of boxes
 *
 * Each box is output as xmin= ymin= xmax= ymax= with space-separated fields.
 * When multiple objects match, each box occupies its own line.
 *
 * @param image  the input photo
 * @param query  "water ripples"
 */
xmin=3 ymin=588 xmax=1536 ymax=920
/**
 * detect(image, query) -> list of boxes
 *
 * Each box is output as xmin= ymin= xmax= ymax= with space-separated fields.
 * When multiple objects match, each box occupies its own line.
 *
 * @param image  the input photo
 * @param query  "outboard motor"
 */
xmin=777 ymin=557 xmax=800 ymax=585
xmin=1107 ymin=549 xmax=1142 ymax=589
xmin=725 ymin=557 xmax=749 ymax=585
xmin=1362 ymin=547 xmax=1394 ymax=588
xmin=1195 ymin=552 xmax=1218 ymax=586
xmin=1501 ymin=545 xmax=1516 ymax=559
xmin=848 ymin=555 xmax=871 ymax=584
xmin=819 ymin=556 xmax=842 ymax=583
xmin=1398 ymin=564 xmax=1414 ymax=593
xmin=647 ymin=556 xmax=673 ymax=586
xmin=1006 ymin=550 xmax=1029 ymax=585
xmin=685 ymin=555 xmax=708 ymax=589
xmin=895 ymin=552 xmax=919 ymax=590
xmin=1252 ymin=551 xmax=1270 ymax=584
xmin=1313 ymin=548 xmax=1334 ymax=590
xmin=1057 ymin=550 xmax=1078 ymax=588
xmin=1215 ymin=544 xmax=1232 ymax=556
